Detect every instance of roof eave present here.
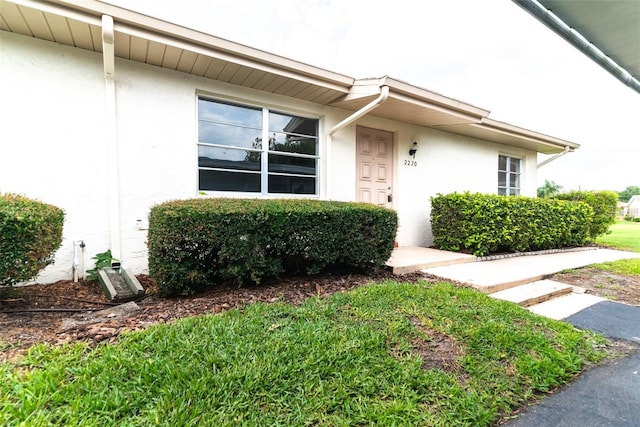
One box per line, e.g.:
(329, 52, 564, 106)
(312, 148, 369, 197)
(2, 0, 580, 154)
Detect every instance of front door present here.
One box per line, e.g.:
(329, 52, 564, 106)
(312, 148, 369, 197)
(356, 126, 393, 208)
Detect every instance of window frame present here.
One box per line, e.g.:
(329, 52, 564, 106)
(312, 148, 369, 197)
(196, 95, 321, 197)
(498, 154, 522, 196)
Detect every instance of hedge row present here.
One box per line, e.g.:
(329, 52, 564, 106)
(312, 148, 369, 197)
(430, 192, 593, 256)
(0, 194, 64, 286)
(551, 190, 618, 238)
(148, 198, 397, 295)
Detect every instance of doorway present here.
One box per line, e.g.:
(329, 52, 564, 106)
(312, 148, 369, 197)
(356, 126, 394, 208)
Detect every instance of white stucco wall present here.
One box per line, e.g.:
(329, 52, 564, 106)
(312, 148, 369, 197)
(1, 31, 539, 283)
(1, 32, 110, 283)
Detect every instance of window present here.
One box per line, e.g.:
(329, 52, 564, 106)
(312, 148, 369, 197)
(498, 155, 521, 195)
(197, 97, 319, 195)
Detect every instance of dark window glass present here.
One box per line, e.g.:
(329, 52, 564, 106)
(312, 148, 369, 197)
(199, 170, 261, 192)
(498, 155, 521, 196)
(268, 175, 315, 194)
(198, 146, 261, 172)
(268, 154, 316, 175)
(269, 112, 318, 137)
(498, 172, 507, 187)
(269, 133, 317, 155)
(198, 97, 318, 195)
(498, 155, 507, 171)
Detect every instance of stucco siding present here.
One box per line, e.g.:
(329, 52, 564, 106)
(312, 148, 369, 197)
(1, 32, 110, 283)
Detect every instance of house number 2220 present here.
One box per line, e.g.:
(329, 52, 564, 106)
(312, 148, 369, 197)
(404, 160, 417, 167)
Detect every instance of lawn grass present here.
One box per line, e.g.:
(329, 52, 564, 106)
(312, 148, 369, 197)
(591, 258, 640, 277)
(596, 220, 640, 252)
(0, 281, 606, 426)
(591, 220, 640, 276)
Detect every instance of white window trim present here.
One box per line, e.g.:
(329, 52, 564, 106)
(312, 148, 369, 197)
(196, 94, 322, 198)
(498, 154, 522, 196)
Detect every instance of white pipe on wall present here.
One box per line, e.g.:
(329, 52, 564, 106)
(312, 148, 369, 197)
(102, 15, 122, 264)
(325, 86, 390, 199)
(72, 241, 79, 282)
(537, 146, 571, 168)
(328, 86, 390, 136)
(71, 240, 86, 282)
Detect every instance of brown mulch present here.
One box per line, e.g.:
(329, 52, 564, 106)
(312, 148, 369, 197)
(550, 267, 640, 305)
(0, 270, 428, 361)
(1, 265, 638, 363)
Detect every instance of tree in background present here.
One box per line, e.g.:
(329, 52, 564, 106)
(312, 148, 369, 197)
(618, 186, 640, 202)
(537, 180, 563, 198)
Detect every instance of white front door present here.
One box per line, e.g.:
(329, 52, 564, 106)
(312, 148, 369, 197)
(356, 126, 393, 208)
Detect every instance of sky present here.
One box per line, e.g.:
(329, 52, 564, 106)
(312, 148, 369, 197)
(107, 0, 639, 192)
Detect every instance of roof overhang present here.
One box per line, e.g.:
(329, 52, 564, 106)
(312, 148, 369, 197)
(0, 0, 354, 104)
(0, 0, 579, 154)
(513, 0, 640, 93)
(438, 118, 579, 154)
(331, 77, 577, 154)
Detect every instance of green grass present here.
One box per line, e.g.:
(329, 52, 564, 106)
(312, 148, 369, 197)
(591, 258, 640, 277)
(592, 220, 640, 276)
(0, 281, 606, 427)
(596, 220, 640, 252)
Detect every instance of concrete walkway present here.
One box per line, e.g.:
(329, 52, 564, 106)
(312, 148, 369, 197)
(424, 248, 640, 294)
(387, 246, 640, 319)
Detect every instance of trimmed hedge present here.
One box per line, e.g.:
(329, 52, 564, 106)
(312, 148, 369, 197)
(0, 194, 65, 286)
(552, 190, 617, 238)
(431, 192, 593, 256)
(148, 198, 397, 295)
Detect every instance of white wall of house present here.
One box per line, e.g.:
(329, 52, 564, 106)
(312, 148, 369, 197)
(628, 196, 640, 218)
(1, 32, 111, 283)
(1, 31, 538, 283)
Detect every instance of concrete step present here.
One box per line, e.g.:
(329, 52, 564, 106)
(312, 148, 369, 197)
(490, 279, 573, 307)
(386, 246, 476, 274)
(528, 292, 606, 320)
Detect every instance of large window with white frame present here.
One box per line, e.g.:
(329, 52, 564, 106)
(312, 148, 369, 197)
(498, 154, 521, 195)
(197, 96, 319, 195)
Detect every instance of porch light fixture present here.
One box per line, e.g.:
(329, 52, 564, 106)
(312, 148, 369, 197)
(409, 141, 418, 158)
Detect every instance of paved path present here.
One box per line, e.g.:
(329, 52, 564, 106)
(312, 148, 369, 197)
(504, 301, 640, 427)
(505, 350, 640, 427)
(425, 248, 640, 293)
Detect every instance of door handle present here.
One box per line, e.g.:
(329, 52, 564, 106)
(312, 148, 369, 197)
(387, 194, 393, 203)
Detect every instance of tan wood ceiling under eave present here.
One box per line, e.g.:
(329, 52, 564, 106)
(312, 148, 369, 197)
(0, 0, 351, 105)
(332, 92, 484, 128)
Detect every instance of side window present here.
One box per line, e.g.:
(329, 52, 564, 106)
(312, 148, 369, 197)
(498, 155, 521, 196)
(197, 97, 319, 195)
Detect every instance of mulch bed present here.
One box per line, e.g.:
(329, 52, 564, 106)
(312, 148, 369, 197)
(1, 271, 428, 361)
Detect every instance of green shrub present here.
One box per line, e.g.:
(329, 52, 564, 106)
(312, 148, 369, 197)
(148, 198, 397, 295)
(430, 192, 593, 256)
(0, 194, 65, 286)
(552, 190, 618, 238)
